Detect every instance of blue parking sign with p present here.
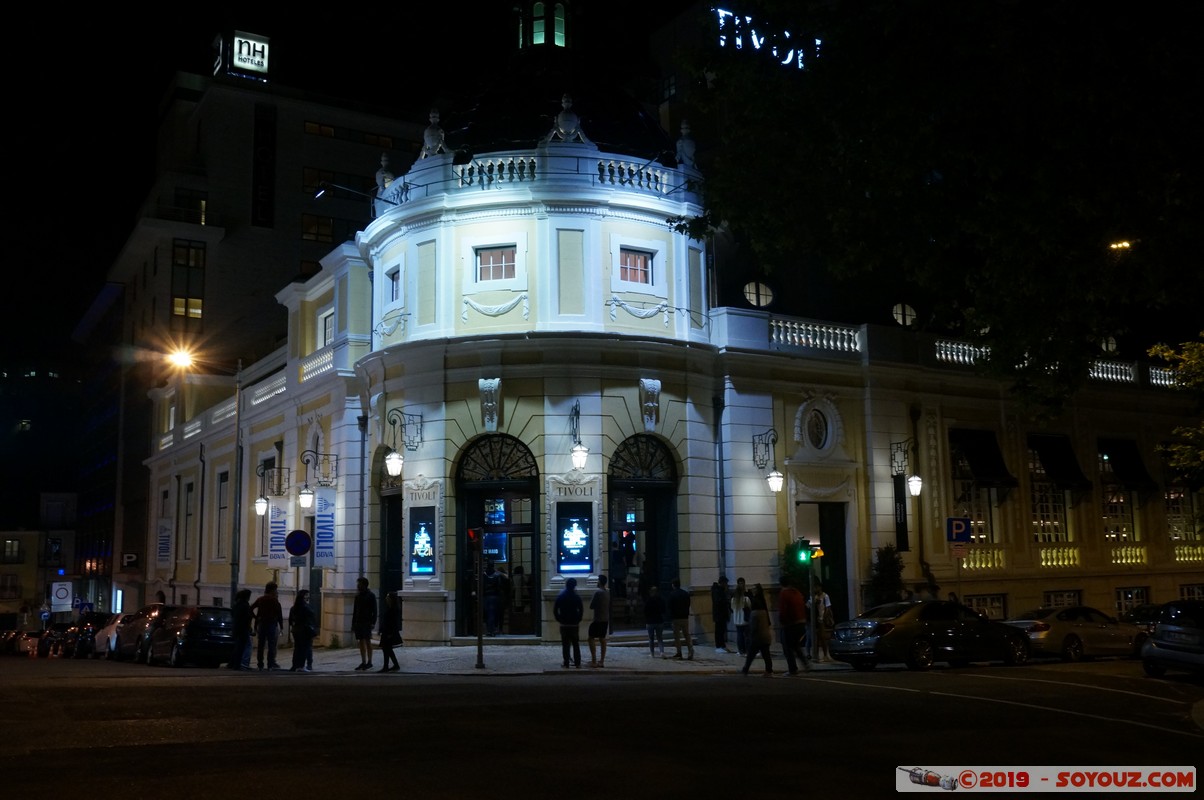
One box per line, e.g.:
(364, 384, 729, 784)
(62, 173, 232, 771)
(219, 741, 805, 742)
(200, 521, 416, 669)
(947, 517, 972, 543)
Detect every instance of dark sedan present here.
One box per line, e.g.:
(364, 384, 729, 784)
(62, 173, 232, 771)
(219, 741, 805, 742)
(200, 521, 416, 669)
(114, 604, 180, 663)
(147, 606, 236, 667)
(830, 600, 1030, 671)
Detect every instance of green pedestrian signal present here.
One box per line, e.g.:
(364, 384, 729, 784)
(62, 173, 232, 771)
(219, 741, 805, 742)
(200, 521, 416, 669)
(796, 538, 811, 563)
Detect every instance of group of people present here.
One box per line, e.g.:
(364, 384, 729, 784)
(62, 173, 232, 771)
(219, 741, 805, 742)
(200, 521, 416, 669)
(709, 575, 834, 677)
(225, 576, 395, 674)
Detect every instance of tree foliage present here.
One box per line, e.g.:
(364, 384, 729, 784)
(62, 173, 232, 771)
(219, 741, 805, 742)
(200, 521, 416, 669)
(677, 0, 1202, 414)
(1148, 333, 1204, 488)
(867, 545, 905, 608)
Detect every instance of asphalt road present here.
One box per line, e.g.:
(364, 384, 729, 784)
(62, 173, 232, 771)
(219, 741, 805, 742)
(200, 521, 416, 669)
(1, 653, 1200, 799)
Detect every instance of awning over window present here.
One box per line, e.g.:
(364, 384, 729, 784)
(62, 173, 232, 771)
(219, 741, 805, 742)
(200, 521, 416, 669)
(1099, 438, 1159, 491)
(1028, 434, 1092, 491)
(948, 428, 1018, 488)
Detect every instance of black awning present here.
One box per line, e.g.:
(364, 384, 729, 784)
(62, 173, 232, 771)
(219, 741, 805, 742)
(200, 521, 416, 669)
(1099, 438, 1159, 491)
(1028, 434, 1093, 491)
(948, 428, 1018, 488)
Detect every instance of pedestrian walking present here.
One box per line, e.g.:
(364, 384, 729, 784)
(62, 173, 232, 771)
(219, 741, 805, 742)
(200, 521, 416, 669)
(740, 583, 775, 676)
(644, 584, 668, 657)
(778, 576, 809, 675)
(352, 577, 378, 671)
(553, 577, 584, 668)
(711, 575, 732, 652)
(731, 577, 752, 656)
(668, 577, 694, 660)
(812, 584, 833, 662)
(250, 581, 284, 670)
(227, 588, 253, 670)
(377, 592, 402, 672)
(588, 574, 610, 667)
(288, 590, 317, 672)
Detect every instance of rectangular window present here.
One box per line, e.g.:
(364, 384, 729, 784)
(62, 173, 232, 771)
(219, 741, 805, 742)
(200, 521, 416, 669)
(1182, 584, 1204, 601)
(964, 594, 1006, 620)
(171, 239, 206, 332)
(619, 248, 652, 284)
(477, 247, 516, 282)
(183, 482, 195, 561)
(951, 451, 995, 544)
(1, 539, 20, 564)
(1042, 589, 1081, 608)
(387, 267, 401, 303)
(1165, 487, 1200, 541)
(320, 310, 335, 347)
(160, 489, 171, 518)
(1114, 586, 1149, 614)
(302, 214, 334, 243)
(1029, 447, 1069, 542)
(173, 188, 208, 225)
(1099, 454, 1137, 543)
(216, 472, 229, 559)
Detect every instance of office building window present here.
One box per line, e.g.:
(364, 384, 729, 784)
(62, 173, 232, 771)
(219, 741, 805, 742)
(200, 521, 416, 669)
(216, 472, 229, 559)
(1042, 589, 1081, 608)
(952, 450, 995, 544)
(1165, 487, 1200, 542)
(183, 482, 194, 560)
(1114, 586, 1149, 614)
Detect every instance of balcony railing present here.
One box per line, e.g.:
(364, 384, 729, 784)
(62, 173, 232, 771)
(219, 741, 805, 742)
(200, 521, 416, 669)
(961, 545, 1006, 571)
(1039, 545, 1080, 568)
(1110, 545, 1147, 565)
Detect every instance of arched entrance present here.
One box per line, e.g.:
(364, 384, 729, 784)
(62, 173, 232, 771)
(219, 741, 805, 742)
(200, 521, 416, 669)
(455, 434, 541, 637)
(607, 434, 679, 632)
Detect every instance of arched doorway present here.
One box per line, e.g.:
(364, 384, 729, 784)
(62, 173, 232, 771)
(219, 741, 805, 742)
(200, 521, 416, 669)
(607, 434, 679, 632)
(455, 434, 541, 637)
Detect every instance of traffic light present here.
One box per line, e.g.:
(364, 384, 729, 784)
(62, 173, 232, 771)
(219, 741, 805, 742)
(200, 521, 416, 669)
(796, 538, 811, 564)
(467, 527, 483, 551)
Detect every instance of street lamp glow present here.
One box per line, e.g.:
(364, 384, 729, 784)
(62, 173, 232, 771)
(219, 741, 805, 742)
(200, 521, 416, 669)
(167, 349, 194, 368)
(570, 442, 589, 471)
(384, 449, 404, 477)
(767, 469, 784, 493)
(255, 495, 268, 516)
(907, 474, 923, 497)
(298, 485, 314, 509)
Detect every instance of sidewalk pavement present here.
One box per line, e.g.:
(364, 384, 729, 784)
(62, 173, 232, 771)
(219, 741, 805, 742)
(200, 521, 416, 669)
(302, 637, 851, 676)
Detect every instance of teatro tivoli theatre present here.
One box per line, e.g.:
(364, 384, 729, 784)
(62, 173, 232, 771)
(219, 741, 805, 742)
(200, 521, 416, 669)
(143, 47, 1199, 646)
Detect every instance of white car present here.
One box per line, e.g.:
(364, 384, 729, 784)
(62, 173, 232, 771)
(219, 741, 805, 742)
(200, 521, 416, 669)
(94, 613, 132, 660)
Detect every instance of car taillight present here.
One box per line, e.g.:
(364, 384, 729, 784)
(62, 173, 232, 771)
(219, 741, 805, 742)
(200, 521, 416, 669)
(1030, 622, 1050, 632)
(875, 623, 895, 636)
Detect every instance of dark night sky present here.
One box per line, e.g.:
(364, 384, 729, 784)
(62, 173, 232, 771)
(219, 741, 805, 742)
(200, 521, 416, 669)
(10, 4, 694, 369)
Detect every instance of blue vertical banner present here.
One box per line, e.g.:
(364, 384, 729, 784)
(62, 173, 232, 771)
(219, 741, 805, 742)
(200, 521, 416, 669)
(268, 500, 289, 567)
(156, 518, 174, 567)
(313, 487, 336, 567)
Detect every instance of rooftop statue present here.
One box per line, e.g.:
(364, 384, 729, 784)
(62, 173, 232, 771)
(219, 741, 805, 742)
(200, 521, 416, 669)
(675, 120, 696, 169)
(542, 93, 593, 145)
(420, 109, 448, 159)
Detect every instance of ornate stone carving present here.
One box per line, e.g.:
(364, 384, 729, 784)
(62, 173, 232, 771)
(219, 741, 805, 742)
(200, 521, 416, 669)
(479, 378, 501, 432)
(639, 378, 661, 432)
(420, 109, 447, 159)
(542, 93, 593, 145)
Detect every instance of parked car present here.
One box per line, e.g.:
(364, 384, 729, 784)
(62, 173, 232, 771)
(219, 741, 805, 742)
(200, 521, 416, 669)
(0, 629, 19, 655)
(114, 604, 180, 663)
(1002, 605, 1146, 661)
(147, 606, 236, 667)
(69, 611, 114, 659)
(40, 622, 76, 658)
(94, 613, 133, 660)
(830, 600, 1030, 671)
(1119, 603, 1163, 635)
(1141, 600, 1204, 678)
(15, 630, 43, 656)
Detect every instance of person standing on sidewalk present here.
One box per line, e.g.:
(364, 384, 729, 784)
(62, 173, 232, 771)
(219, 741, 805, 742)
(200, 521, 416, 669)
(778, 576, 809, 675)
(669, 578, 694, 660)
(250, 581, 284, 670)
(711, 575, 732, 653)
(377, 592, 402, 672)
(644, 584, 668, 657)
(588, 574, 610, 667)
(731, 577, 752, 656)
(227, 588, 253, 670)
(553, 578, 583, 668)
(288, 590, 317, 672)
(352, 577, 378, 671)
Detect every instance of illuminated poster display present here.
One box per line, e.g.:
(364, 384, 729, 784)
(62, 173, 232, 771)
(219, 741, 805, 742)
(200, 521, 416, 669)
(267, 499, 289, 567)
(313, 487, 336, 567)
(556, 502, 593, 574)
(409, 506, 436, 575)
(483, 532, 507, 563)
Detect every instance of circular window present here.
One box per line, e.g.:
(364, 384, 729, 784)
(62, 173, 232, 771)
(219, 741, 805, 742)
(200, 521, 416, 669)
(806, 409, 829, 449)
(892, 303, 917, 327)
(743, 281, 774, 308)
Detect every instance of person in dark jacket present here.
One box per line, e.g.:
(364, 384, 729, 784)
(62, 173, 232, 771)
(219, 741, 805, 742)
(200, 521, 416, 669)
(227, 588, 253, 670)
(553, 578, 584, 668)
(668, 578, 694, 660)
(352, 577, 378, 671)
(711, 575, 732, 653)
(643, 584, 668, 658)
(288, 590, 317, 672)
(377, 592, 403, 673)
